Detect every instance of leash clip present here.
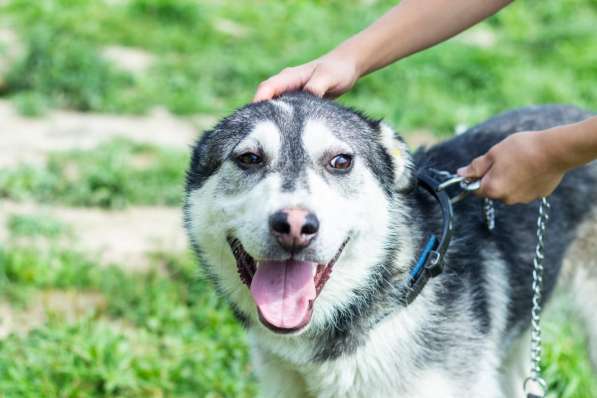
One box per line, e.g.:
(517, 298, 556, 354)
(427, 169, 495, 230)
(437, 175, 480, 204)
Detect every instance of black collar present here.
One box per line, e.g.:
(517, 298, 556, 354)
(401, 169, 455, 304)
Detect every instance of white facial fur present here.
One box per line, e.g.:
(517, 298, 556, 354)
(234, 120, 281, 161)
(299, 120, 394, 329)
(186, 116, 397, 333)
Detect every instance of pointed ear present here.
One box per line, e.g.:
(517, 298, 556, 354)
(379, 121, 414, 192)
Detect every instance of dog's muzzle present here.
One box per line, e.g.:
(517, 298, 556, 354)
(227, 236, 349, 333)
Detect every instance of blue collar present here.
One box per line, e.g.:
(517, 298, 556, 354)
(402, 169, 455, 304)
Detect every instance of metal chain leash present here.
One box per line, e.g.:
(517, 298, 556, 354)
(430, 169, 552, 396)
(524, 197, 551, 398)
(483, 198, 495, 230)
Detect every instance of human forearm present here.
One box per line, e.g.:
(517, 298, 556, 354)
(543, 116, 597, 171)
(333, 0, 512, 77)
(254, 0, 513, 101)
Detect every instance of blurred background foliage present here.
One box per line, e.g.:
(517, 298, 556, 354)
(0, 0, 595, 397)
(0, 0, 594, 130)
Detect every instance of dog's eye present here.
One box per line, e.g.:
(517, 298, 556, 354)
(236, 152, 263, 167)
(328, 154, 353, 171)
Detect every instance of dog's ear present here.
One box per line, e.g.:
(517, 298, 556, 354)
(379, 121, 414, 192)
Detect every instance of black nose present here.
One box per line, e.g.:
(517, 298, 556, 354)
(269, 208, 319, 253)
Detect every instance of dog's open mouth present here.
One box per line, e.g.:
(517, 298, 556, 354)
(227, 236, 349, 333)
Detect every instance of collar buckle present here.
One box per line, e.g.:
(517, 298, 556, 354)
(425, 250, 443, 277)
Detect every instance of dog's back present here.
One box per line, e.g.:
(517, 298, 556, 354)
(414, 105, 597, 395)
(416, 104, 596, 335)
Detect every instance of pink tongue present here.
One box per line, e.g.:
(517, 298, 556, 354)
(250, 260, 317, 330)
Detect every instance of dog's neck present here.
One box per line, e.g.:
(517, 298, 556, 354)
(299, 189, 441, 361)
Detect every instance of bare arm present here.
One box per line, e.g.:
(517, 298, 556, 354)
(254, 0, 512, 100)
(336, 0, 512, 77)
(545, 116, 597, 170)
(458, 116, 597, 204)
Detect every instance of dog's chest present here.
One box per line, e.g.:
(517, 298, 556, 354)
(300, 352, 461, 398)
(302, 350, 411, 398)
(254, 307, 454, 397)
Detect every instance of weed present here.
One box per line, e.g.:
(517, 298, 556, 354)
(0, 139, 188, 208)
(0, 245, 256, 397)
(5, 25, 132, 111)
(7, 213, 69, 238)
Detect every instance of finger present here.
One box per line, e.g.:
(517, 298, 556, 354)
(476, 170, 508, 201)
(254, 66, 314, 102)
(476, 174, 495, 198)
(457, 154, 493, 179)
(303, 69, 333, 98)
(254, 75, 298, 102)
(253, 82, 277, 102)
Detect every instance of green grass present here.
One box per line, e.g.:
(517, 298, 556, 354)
(7, 213, 70, 238)
(0, 0, 595, 396)
(1, 231, 596, 396)
(0, 244, 256, 397)
(0, 139, 188, 208)
(4, 24, 132, 113)
(0, 0, 595, 131)
(543, 296, 597, 398)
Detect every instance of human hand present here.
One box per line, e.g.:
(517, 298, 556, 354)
(253, 52, 360, 102)
(457, 131, 566, 204)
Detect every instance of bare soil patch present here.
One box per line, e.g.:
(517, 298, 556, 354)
(0, 201, 187, 270)
(0, 100, 215, 167)
(0, 290, 106, 339)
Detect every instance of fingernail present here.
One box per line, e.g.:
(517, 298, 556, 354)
(457, 167, 467, 176)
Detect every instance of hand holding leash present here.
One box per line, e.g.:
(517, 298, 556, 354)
(457, 130, 569, 204)
(431, 170, 495, 231)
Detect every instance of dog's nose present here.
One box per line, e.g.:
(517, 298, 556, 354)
(269, 208, 319, 253)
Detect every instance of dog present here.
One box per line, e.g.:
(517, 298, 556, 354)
(184, 92, 597, 398)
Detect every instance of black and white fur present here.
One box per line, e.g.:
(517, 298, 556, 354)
(184, 92, 597, 398)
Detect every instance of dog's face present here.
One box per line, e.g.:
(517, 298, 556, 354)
(185, 93, 412, 335)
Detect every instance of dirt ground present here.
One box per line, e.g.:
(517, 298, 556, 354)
(0, 99, 215, 167)
(0, 200, 187, 270)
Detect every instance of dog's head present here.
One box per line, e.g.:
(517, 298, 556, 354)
(185, 92, 413, 335)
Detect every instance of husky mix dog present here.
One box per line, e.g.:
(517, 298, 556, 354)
(184, 92, 597, 398)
